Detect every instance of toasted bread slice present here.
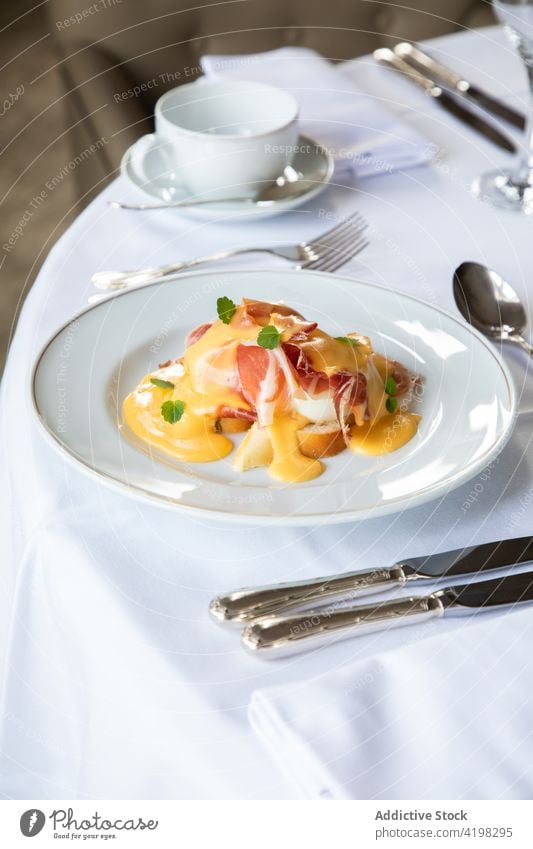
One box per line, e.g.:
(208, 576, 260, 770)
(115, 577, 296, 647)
(297, 422, 346, 459)
(213, 417, 252, 434)
(232, 423, 273, 471)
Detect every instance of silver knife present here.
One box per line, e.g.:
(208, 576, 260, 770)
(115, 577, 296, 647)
(210, 537, 533, 624)
(242, 570, 533, 656)
(373, 48, 517, 154)
(395, 41, 525, 131)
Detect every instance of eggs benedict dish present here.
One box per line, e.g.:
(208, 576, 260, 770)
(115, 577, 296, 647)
(122, 296, 421, 482)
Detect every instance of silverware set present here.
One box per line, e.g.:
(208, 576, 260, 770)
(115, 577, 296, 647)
(210, 538, 533, 657)
(374, 41, 523, 153)
(395, 42, 524, 130)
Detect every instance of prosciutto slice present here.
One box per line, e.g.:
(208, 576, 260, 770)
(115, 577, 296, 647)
(241, 300, 305, 324)
(330, 371, 368, 440)
(236, 344, 289, 426)
(282, 343, 330, 395)
(185, 322, 212, 348)
(389, 360, 413, 395)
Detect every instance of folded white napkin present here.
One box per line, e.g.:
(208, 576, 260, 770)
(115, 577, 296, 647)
(250, 603, 533, 799)
(201, 47, 436, 179)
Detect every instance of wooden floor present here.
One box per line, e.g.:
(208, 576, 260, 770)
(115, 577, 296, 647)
(0, 3, 77, 373)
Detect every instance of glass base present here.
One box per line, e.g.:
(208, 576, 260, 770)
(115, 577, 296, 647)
(473, 169, 533, 213)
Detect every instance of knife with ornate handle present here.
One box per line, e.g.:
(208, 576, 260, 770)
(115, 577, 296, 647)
(394, 41, 525, 131)
(210, 537, 533, 624)
(241, 570, 533, 656)
(373, 48, 517, 153)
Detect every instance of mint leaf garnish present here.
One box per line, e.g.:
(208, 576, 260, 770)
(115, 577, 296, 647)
(150, 377, 174, 389)
(385, 376, 397, 396)
(257, 325, 281, 349)
(385, 396, 398, 414)
(217, 296, 236, 324)
(161, 399, 185, 423)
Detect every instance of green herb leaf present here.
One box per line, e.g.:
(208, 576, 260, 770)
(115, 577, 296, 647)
(385, 376, 397, 396)
(217, 296, 237, 325)
(334, 336, 358, 346)
(385, 396, 398, 415)
(161, 399, 185, 424)
(257, 325, 281, 350)
(150, 377, 175, 389)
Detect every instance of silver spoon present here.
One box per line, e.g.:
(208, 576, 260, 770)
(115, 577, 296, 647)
(109, 165, 313, 210)
(453, 261, 533, 356)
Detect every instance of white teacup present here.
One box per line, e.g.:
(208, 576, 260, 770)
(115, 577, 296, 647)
(154, 79, 299, 198)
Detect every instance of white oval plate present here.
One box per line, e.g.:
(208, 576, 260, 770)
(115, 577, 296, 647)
(120, 133, 334, 220)
(32, 270, 516, 525)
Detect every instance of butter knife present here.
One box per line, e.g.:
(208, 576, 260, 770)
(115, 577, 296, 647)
(210, 537, 533, 624)
(395, 41, 525, 131)
(374, 48, 517, 153)
(242, 570, 533, 656)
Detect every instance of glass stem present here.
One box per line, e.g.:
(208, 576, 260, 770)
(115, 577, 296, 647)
(517, 63, 533, 181)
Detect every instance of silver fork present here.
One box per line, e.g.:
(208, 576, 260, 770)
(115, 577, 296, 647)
(90, 212, 369, 291)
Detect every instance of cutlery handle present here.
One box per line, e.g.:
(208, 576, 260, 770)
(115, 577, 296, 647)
(108, 197, 255, 210)
(210, 566, 409, 624)
(374, 48, 437, 93)
(91, 248, 273, 290)
(394, 42, 463, 89)
(242, 594, 445, 657)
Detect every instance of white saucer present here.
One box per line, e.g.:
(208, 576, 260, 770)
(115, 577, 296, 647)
(120, 133, 334, 219)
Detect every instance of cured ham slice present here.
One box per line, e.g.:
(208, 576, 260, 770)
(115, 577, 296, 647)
(185, 322, 212, 348)
(389, 360, 413, 395)
(282, 343, 330, 395)
(236, 344, 289, 425)
(241, 300, 305, 324)
(331, 371, 368, 440)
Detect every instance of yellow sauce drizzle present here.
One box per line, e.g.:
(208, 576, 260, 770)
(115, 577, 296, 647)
(267, 414, 324, 482)
(122, 378, 233, 462)
(349, 413, 421, 456)
(299, 331, 370, 375)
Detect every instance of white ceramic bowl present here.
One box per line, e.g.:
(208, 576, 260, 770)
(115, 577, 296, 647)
(154, 79, 299, 197)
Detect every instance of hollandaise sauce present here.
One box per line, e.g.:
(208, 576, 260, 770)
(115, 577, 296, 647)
(122, 300, 422, 483)
(267, 414, 323, 483)
(349, 413, 421, 456)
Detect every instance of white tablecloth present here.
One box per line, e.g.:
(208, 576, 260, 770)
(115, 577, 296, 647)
(2, 26, 533, 800)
